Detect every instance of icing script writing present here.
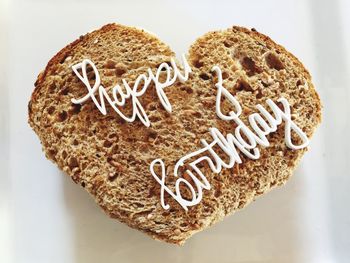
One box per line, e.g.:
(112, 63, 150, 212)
(71, 56, 309, 211)
(149, 66, 309, 211)
(71, 55, 191, 127)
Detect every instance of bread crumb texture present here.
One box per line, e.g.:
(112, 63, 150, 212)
(28, 24, 321, 245)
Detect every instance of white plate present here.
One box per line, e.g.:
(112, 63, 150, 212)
(1, 0, 349, 262)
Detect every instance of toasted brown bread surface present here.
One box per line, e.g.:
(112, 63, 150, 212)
(28, 24, 321, 245)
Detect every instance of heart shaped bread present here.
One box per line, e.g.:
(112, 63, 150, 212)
(28, 24, 321, 245)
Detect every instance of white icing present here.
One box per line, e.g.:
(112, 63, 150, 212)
(71, 52, 309, 211)
(71, 54, 191, 127)
(150, 65, 309, 211)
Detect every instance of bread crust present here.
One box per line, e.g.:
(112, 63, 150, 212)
(28, 24, 321, 245)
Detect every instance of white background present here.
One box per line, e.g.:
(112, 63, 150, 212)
(0, 0, 349, 262)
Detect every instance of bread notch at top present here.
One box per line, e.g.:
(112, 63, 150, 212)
(28, 23, 321, 245)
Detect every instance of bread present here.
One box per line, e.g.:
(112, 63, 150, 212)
(28, 23, 322, 245)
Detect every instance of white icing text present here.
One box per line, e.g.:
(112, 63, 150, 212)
(71, 55, 191, 127)
(150, 66, 309, 211)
